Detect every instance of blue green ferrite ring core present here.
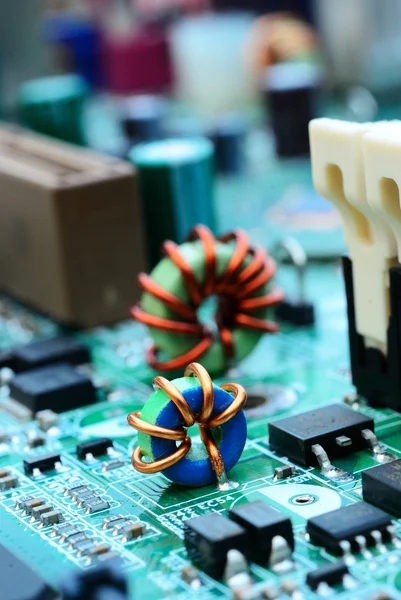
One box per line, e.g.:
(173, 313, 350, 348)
(138, 376, 247, 487)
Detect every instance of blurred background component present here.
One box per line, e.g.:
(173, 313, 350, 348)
(316, 0, 401, 94)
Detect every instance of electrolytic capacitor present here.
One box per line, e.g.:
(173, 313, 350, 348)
(262, 62, 321, 158)
(120, 95, 166, 144)
(18, 74, 88, 145)
(130, 137, 216, 268)
(210, 113, 246, 175)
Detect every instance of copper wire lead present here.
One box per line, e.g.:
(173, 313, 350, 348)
(132, 226, 283, 372)
(128, 362, 246, 480)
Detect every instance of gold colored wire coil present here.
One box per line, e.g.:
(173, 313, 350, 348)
(127, 362, 246, 477)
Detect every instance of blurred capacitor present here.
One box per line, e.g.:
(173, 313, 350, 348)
(262, 62, 321, 157)
(130, 138, 216, 268)
(210, 114, 246, 175)
(120, 95, 166, 144)
(170, 13, 257, 115)
(102, 25, 173, 94)
(212, 0, 314, 21)
(18, 74, 88, 145)
(43, 16, 102, 88)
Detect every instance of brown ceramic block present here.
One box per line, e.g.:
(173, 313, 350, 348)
(0, 125, 146, 327)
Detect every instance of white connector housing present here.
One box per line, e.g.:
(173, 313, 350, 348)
(309, 118, 398, 352)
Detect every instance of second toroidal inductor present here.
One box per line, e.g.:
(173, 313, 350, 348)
(132, 225, 283, 376)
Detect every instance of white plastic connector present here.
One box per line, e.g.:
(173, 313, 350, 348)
(363, 122, 401, 260)
(309, 118, 397, 352)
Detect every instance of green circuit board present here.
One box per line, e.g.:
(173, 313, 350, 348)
(1, 116, 401, 600)
(2, 257, 401, 599)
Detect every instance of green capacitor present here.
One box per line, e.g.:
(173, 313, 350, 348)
(130, 137, 216, 268)
(18, 74, 88, 145)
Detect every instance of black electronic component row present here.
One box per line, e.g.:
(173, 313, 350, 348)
(184, 501, 294, 579)
(76, 438, 113, 460)
(12, 336, 90, 373)
(23, 452, 61, 475)
(268, 403, 374, 466)
(229, 500, 294, 565)
(10, 363, 96, 414)
(362, 459, 401, 518)
(306, 561, 349, 590)
(306, 501, 392, 555)
(60, 559, 128, 600)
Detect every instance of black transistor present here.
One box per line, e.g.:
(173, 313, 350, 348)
(184, 513, 248, 579)
(362, 459, 401, 518)
(12, 336, 90, 372)
(10, 363, 96, 414)
(23, 452, 61, 474)
(306, 502, 392, 555)
(229, 500, 294, 565)
(268, 403, 374, 466)
(306, 561, 349, 590)
(76, 438, 113, 460)
(60, 559, 127, 600)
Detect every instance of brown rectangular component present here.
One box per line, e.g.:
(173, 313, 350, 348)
(0, 125, 146, 327)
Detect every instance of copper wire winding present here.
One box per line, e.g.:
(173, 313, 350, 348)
(127, 362, 246, 477)
(131, 225, 284, 372)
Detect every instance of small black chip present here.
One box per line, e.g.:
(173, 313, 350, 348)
(306, 502, 392, 555)
(1, 542, 56, 600)
(13, 336, 90, 372)
(362, 459, 401, 517)
(268, 403, 374, 466)
(60, 559, 127, 600)
(23, 452, 61, 474)
(9, 363, 96, 413)
(184, 512, 248, 579)
(76, 438, 113, 460)
(0, 349, 16, 371)
(306, 561, 349, 590)
(229, 500, 294, 565)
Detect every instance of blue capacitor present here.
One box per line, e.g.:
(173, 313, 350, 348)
(43, 16, 102, 88)
(137, 377, 247, 487)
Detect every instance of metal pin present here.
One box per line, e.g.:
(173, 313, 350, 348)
(355, 535, 372, 558)
(371, 529, 386, 553)
(339, 540, 354, 564)
(312, 444, 354, 482)
(269, 536, 294, 574)
(336, 435, 352, 447)
(361, 429, 396, 463)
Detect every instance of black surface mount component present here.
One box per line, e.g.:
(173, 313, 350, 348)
(120, 95, 166, 146)
(13, 336, 90, 372)
(0, 348, 16, 371)
(23, 452, 61, 474)
(1, 542, 57, 600)
(60, 559, 128, 600)
(306, 560, 349, 590)
(306, 501, 392, 555)
(210, 114, 245, 175)
(343, 256, 401, 411)
(229, 500, 294, 565)
(268, 403, 374, 466)
(262, 62, 319, 158)
(76, 438, 114, 459)
(275, 299, 315, 326)
(184, 512, 248, 579)
(362, 459, 401, 518)
(9, 363, 96, 414)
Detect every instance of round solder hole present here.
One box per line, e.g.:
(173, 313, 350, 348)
(290, 494, 317, 506)
(244, 394, 268, 409)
